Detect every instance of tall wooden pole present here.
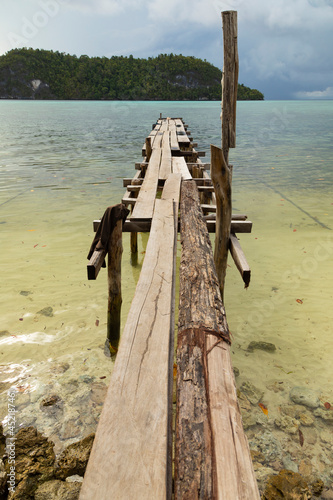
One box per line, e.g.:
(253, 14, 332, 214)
(211, 145, 232, 300)
(107, 219, 123, 351)
(221, 10, 239, 164)
(212, 10, 239, 298)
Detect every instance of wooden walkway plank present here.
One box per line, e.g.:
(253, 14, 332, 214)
(159, 131, 172, 180)
(169, 120, 180, 154)
(161, 173, 182, 206)
(174, 118, 191, 147)
(172, 156, 192, 180)
(80, 199, 177, 500)
(142, 123, 161, 155)
(131, 148, 161, 220)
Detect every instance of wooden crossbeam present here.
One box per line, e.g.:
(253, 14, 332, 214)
(229, 233, 251, 287)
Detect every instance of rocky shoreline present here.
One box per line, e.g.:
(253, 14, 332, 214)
(1, 341, 333, 498)
(0, 426, 93, 499)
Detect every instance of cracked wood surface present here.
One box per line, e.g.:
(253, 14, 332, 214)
(175, 180, 259, 500)
(80, 198, 176, 500)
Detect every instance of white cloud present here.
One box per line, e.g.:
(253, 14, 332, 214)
(295, 86, 333, 99)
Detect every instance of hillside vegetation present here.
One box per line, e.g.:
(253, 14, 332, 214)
(0, 48, 264, 101)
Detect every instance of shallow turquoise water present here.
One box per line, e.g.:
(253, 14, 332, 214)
(0, 100, 332, 486)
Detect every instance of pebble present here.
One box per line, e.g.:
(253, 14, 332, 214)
(289, 386, 320, 409)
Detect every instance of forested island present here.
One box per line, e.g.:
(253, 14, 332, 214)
(0, 48, 264, 101)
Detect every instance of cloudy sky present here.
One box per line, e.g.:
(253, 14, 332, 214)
(1, 0, 333, 99)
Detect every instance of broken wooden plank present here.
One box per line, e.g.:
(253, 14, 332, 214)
(87, 249, 106, 280)
(80, 199, 177, 500)
(161, 173, 182, 207)
(229, 233, 251, 287)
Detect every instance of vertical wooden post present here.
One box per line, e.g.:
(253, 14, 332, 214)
(211, 145, 232, 300)
(212, 10, 238, 298)
(130, 179, 141, 257)
(107, 219, 123, 351)
(145, 136, 152, 162)
(221, 10, 239, 164)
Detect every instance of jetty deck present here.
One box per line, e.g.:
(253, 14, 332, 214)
(82, 115, 259, 499)
(82, 11, 260, 499)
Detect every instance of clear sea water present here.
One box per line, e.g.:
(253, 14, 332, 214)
(0, 100, 332, 486)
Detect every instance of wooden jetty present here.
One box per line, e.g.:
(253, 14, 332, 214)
(81, 11, 259, 500)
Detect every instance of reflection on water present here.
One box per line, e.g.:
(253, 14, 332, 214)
(0, 101, 332, 489)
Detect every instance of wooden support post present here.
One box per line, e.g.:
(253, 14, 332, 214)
(175, 180, 259, 500)
(221, 10, 239, 164)
(107, 219, 123, 351)
(145, 136, 152, 162)
(130, 178, 141, 256)
(211, 144, 232, 300)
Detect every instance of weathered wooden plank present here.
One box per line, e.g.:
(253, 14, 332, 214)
(169, 120, 180, 153)
(172, 156, 192, 180)
(92, 218, 252, 234)
(229, 233, 251, 287)
(161, 173, 181, 207)
(87, 249, 106, 280)
(131, 148, 161, 220)
(122, 170, 143, 206)
(142, 123, 161, 155)
(175, 180, 218, 499)
(175, 180, 259, 500)
(159, 131, 172, 180)
(207, 220, 252, 234)
(201, 203, 217, 213)
(80, 199, 177, 500)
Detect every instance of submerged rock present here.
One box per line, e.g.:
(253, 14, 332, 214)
(289, 387, 320, 409)
(247, 341, 276, 353)
(274, 415, 299, 434)
(55, 433, 94, 480)
(313, 408, 333, 423)
(41, 395, 62, 407)
(240, 381, 263, 405)
(262, 469, 311, 499)
(37, 306, 54, 317)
